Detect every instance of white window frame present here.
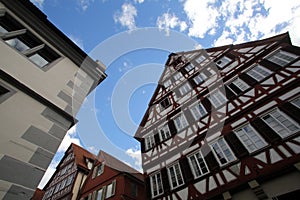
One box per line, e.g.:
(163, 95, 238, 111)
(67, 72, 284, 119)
(190, 102, 207, 120)
(193, 73, 207, 85)
(167, 162, 184, 189)
(173, 72, 182, 81)
(158, 124, 171, 141)
(210, 137, 235, 166)
(291, 96, 300, 109)
(227, 78, 249, 95)
(261, 108, 300, 138)
(173, 114, 188, 131)
(105, 180, 116, 199)
(150, 172, 164, 198)
(145, 134, 155, 150)
(185, 63, 194, 72)
(163, 79, 172, 88)
(209, 90, 227, 108)
(195, 55, 206, 64)
(179, 82, 192, 96)
(234, 124, 267, 153)
(216, 56, 231, 68)
(246, 64, 272, 81)
(187, 151, 209, 178)
(267, 50, 298, 66)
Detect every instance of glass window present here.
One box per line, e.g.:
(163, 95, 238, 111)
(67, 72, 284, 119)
(97, 164, 104, 176)
(150, 173, 163, 197)
(105, 180, 116, 199)
(185, 64, 194, 72)
(174, 114, 188, 131)
(188, 151, 209, 178)
(193, 73, 207, 85)
(174, 72, 182, 81)
(195, 55, 206, 64)
(216, 56, 231, 68)
(291, 97, 300, 109)
(145, 135, 155, 150)
(235, 124, 267, 153)
(262, 109, 299, 138)
(167, 163, 184, 189)
(247, 64, 272, 81)
(163, 79, 172, 88)
(209, 90, 227, 108)
(160, 97, 171, 109)
(211, 138, 235, 166)
(96, 188, 103, 200)
(159, 124, 171, 141)
(190, 103, 207, 120)
(66, 174, 74, 186)
(227, 78, 249, 95)
(267, 50, 298, 66)
(179, 82, 192, 95)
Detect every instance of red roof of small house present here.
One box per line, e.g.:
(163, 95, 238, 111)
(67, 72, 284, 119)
(31, 188, 45, 200)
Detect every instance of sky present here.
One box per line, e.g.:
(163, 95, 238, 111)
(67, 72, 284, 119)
(29, 0, 300, 188)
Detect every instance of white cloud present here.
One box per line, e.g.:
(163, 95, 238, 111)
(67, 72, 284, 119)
(57, 125, 82, 153)
(134, 0, 144, 4)
(69, 35, 85, 50)
(78, 0, 94, 11)
(30, 0, 44, 9)
(114, 3, 137, 31)
(156, 12, 187, 36)
(38, 159, 59, 189)
(88, 146, 99, 155)
(126, 148, 142, 170)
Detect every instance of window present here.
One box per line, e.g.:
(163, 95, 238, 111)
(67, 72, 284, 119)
(190, 103, 207, 120)
(246, 64, 272, 81)
(96, 188, 103, 200)
(291, 97, 300, 109)
(179, 82, 192, 95)
(145, 135, 155, 150)
(54, 183, 61, 194)
(97, 164, 104, 176)
(167, 163, 184, 189)
(216, 56, 231, 68)
(188, 151, 209, 178)
(105, 180, 116, 199)
(160, 97, 171, 109)
(158, 124, 171, 141)
(193, 73, 207, 85)
(209, 90, 227, 108)
(60, 179, 67, 190)
(130, 182, 137, 197)
(163, 79, 172, 88)
(66, 174, 74, 186)
(185, 64, 194, 72)
(235, 124, 267, 153)
(174, 114, 188, 131)
(150, 173, 163, 197)
(262, 109, 299, 138)
(174, 72, 182, 81)
(211, 138, 235, 166)
(0, 13, 60, 69)
(195, 55, 206, 64)
(227, 78, 249, 95)
(267, 50, 298, 66)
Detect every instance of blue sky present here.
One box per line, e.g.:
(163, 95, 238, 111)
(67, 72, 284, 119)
(31, 0, 300, 188)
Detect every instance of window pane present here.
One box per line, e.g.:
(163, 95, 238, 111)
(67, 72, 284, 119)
(211, 138, 235, 165)
(174, 114, 188, 131)
(168, 163, 184, 189)
(29, 53, 49, 68)
(247, 65, 271, 81)
(268, 50, 298, 66)
(96, 188, 103, 200)
(216, 56, 231, 68)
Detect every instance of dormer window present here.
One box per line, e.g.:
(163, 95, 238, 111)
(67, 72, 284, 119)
(215, 56, 231, 68)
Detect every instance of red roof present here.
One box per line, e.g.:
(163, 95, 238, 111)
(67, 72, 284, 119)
(31, 188, 45, 200)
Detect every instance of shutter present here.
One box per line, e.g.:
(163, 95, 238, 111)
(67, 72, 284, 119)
(225, 86, 236, 100)
(168, 120, 177, 136)
(224, 132, 248, 159)
(251, 118, 281, 144)
(239, 73, 257, 87)
(179, 157, 194, 183)
(188, 77, 197, 89)
(260, 59, 281, 72)
(201, 97, 212, 112)
(179, 67, 188, 76)
(204, 151, 219, 172)
(154, 132, 160, 144)
(161, 168, 170, 193)
(279, 102, 300, 124)
(145, 176, 152, 199)
(141, 138, 145, 153)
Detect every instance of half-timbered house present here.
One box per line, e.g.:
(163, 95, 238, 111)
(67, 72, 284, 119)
(134, 32, 300, 199)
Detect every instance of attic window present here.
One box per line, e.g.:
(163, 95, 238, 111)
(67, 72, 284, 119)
(160, 97, 171, 109)
(215, 56, 231, 68)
